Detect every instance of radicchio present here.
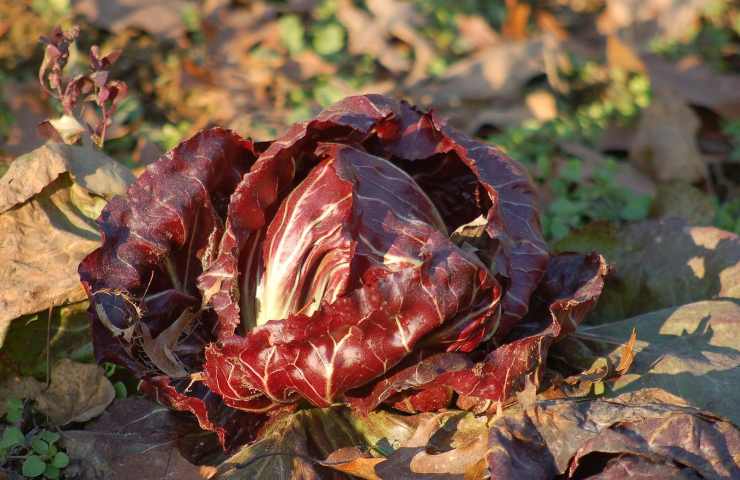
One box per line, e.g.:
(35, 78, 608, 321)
(79, 95, 606, 447)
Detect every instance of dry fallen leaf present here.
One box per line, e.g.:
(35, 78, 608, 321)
(455, 14, 498, 52)
(323, 387, 739, 479)
(325, 411, 488, 479)
(63, 397, 214, 480)
(487, 389, 740, 479)
(0, 143, 133, 212)
(337, 0, 434, 85)
(597, 0, 708, 43)
(630, 89, 707, 183)
(0, 360, 114, 425)
(0, 376, 45, 416)
(34, 359, 115, 425)
(0, 143, 134, 345)
(605, 34, 645, 73)
(644, 54, 740, 119)
(414, 39, 545, 105)
(555, 218, 740, 322)
(525, 89, 557, 121)
(580, 299, 740, 425)
(546, 329, 637, 400)
(501, 0, 531, 40)
(214, 408, 365, 479)
(0, 81, 50, 157)
(407, 38, 547, 133)
(72, 0, 189, 41)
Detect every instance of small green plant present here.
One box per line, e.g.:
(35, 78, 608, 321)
(1, 399, 70, 479)
(491, 117, 652, 241)
(102, 362, 128, 399)
(715, 198, 740, 234)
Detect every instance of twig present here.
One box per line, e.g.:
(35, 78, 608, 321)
(45, 304, 53, 388)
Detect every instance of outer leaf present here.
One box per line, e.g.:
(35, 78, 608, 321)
(344, 253, 607, 412)
(78, 128, 262, 445)
(215, 408, 365, 480)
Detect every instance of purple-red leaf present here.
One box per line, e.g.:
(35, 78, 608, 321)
(79, 95, 601, 448)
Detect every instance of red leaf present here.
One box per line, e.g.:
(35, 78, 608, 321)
(78, 95, 599, 449)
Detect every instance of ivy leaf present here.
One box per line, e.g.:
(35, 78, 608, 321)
(0, 426, 25, 449)
(5, 398, 23, 423)
(113, 381, 127, 399)
(22, 455, 46, 478)
(0, 427, 25, 450)
(312, 23, 345, 56)
(38, 431, 60, 445)
(278, 15, 305, 54)
(43, 464, 60, 479)
(51, 451, 69, 469)
(31, 438, 49, 455)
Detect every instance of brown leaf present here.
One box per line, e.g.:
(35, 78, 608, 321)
(579, 299, 740, 425)
(0, 145, 68, 213)
(214, 408, 366, 479)
(323, 448, 382, 480)
(0, 81, 50, 157)
(614, 328, 637, 375)
(630, 90, 706, 183)
(487, 389, 740, 479)
(415, 39, 544, 105)
(63, 397, 214, 480)
(0, 144, 133, 345)
(455, 15, 498, 52)
(34, 359, 115, 425)
(525, 90, 557, 121)
(72, 0, 188, 41)
(597, 0, 708, 43)
(337, 0, 433, 84)
(643, 54, 740, 119)
(0, 178, 99, 345)
(605, 35, 645, 73)
(555, 219, 740, 322)
(329, 388, 740, 479)
(0, 360, 114, 425)
(326, 411, 488, 479)
(406, 39, 546, 133)
(535, 11, 568, 41)
(546, 330, 636, 401)
(0, 143, 133, 212)
(0, 377, 44, 416)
